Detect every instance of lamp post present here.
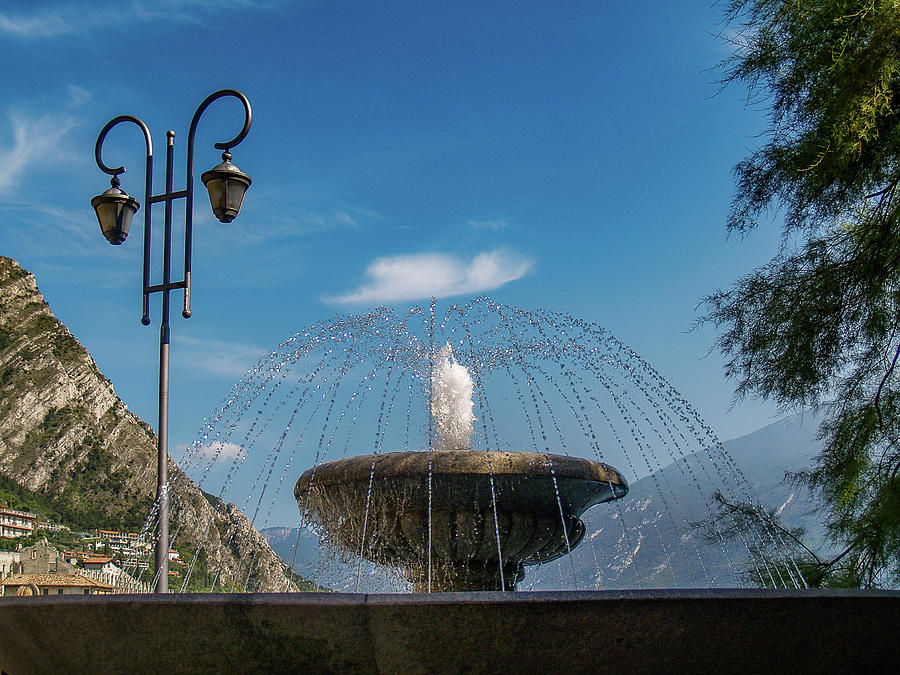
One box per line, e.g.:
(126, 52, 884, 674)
(91, 90, 253, 593)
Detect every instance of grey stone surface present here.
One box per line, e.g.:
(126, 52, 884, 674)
(0, 590, 897, 672)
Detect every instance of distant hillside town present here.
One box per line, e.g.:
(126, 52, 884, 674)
(0, 502, 191, 595)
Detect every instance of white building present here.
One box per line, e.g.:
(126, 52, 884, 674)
(0, 506, 35, 539)
(0, 550, 22, 579)
(95, 529, 151, 561)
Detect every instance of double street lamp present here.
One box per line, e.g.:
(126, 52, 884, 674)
(91, 89, 253, 593)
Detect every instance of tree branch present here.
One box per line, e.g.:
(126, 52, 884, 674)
(712, 493, 823, 563)
(875, 339, 900, 430)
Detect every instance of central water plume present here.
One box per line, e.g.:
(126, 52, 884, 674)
(430, 343, 476, 451)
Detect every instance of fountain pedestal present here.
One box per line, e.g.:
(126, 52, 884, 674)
(295, 450, 628, 591)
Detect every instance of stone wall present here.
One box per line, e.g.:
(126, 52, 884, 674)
(0, 590, 898, 672)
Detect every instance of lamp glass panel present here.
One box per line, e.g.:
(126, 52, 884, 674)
(205, 178, 227, 221)
(95, 199, 135, 244)
(95, 201, 118, 234)
(225, 179, 248, 215)
(117, 202, 136, 238)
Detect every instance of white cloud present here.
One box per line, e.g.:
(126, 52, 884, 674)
(66, 84, 93, 108)
(0, 10, 72, 38)
(173, 335, 267, 378)
(328, 249, 534, 305)
(200, 202, 375, 250)
(0, 1, 285, 39)
(0, 203, 101, 259)
(0, 112, 76, 194)
(333, 211, 357, 227)
(466, 219, 510, 231)
(195, 441, 243, 464)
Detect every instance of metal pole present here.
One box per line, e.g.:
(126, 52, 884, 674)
(154, 130, 176, 593)
(155, 323, 170, 593)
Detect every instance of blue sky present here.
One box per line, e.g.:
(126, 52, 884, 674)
(1, 2, 788, 491)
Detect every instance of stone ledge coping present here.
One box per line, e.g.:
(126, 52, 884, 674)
(1, 589, 898, 672)
(297, 450, 628, 486)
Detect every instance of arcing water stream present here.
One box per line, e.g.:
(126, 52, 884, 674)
(142, 297, 805, 592)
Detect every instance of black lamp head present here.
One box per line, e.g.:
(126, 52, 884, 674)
(91, 175, 140, 245)
(200, 151, 252, 223)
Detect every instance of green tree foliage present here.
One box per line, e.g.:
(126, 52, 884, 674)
(702, 0, 900, 586)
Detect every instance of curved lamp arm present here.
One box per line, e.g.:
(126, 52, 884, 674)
(94, 114, 153, 177)
(189, 89, 253, 153)
(182, 89, 253, 318)
(94, 115, 155, 325)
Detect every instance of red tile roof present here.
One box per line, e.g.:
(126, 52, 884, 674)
(2, 573, 112, 589)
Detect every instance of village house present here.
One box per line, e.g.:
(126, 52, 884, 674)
(0, 550, 22, 580)
(95, 529, 150, 562)
(82, 554, 114, 571)
(83, 555, 150, 592)
(1, 573, 112, 596)
(19, 539, 77, 576)
(0, 505, 35, 539)
(10, 542, 151, 593)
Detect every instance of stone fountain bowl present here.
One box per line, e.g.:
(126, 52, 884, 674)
(295, 450, 628, 590)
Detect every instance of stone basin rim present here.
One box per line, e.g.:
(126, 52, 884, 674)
(295, 450, 629, 489)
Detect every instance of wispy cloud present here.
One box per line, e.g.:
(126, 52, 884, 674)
(466, 219, 510, 231)
(253, 207, 363, 239)
(194, 441, 244, 464)
(0, 9, 72, 38)
(0, 111, 76, 194)
(0, 1, 284, 39)
(328, 249, 534, 305)
(65, 84, 93, 108)
(173, 335, 268, 378)
(0, 203, 101, 259)
(195, 198, 379, 251)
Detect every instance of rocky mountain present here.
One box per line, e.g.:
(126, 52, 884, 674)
(0, 255, 296, 592)
(264, 414, 829, 590)
(551, 413, 829, 589)
(260, 526, 322, 575)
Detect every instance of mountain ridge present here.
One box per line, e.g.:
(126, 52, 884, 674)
(0, 255, 296, 591)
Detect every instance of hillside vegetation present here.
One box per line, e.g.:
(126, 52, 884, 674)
(0, 255, 297, 591)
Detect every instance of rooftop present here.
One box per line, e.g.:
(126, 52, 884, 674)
(2, 574, 112, 589)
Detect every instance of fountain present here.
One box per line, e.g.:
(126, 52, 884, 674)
(295, 343, 628, 591)
(4, 299, 898, 672)
(169, 297, 803, 593)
